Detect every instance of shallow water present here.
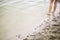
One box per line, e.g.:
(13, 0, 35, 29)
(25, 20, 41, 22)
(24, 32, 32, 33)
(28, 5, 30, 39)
(0, 0, 59, 40)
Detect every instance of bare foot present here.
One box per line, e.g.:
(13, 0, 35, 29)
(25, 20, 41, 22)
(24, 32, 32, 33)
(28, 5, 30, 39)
(52, 13, 55, 17)
(51, 12, 55, 17)
(47, 13, 51, 16)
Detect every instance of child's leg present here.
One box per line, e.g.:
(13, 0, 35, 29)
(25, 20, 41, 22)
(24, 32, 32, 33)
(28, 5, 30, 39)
(48, 0, 54, 16)
(52, 0, 58, 16)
